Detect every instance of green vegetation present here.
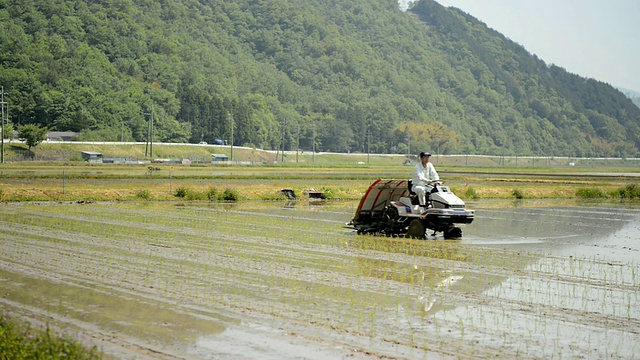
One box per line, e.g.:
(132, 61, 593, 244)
(1, 201, 637, 358)
(318, 187, 336, 200)
(575, 188, 607, 199)
(174, 186, 238, 201)
(512, 189, 524, 199)
(17, 124, 48, 151)
(0, 314, 102, 360)
(1, 0, 639, 158)
(576, 184, 640, 199)
(220, 188, 240, 201)
(618, 184, 640, 199)
(464, 186, 478, 199)
(0, 158, 639, 202)
(174, 186, 191, 199)
(135, 189, 152, 200)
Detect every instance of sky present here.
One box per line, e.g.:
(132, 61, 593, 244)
(430, 0, 640, 94)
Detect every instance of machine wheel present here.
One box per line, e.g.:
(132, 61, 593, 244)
(406, 219, 426, 239)
(444, 227, 462, 239)
(383, 206, 401, 235)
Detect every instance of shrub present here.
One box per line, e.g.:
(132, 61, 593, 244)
(618, 184, 640, 199)
(186, 190, 206, 201)
(174, 186, 190, 198)
(175, 186, 209, 200)
(512, 189, 524, 199)
(464, 186, 478, 199)
(135, 189, 152, 200)
(220, 188, 239, 201)
(206, 187, 218, 201)
(69, 152, 84, 162)
(576, 188, 606, 198)
(319, 187, 335, 199)
(260, 191, 289, 201)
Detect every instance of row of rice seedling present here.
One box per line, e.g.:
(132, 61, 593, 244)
(1, 201, 639, 359)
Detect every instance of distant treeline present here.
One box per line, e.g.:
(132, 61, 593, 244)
(1, 0, 639, 157)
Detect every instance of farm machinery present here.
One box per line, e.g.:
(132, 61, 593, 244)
(347, 179, 474, 239)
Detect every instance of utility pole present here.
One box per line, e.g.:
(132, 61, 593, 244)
(150, 108, 154, 158)
(144, 112, 149, 157)
(406, 132, 411, 158)
(229, 110, 234, 163)
(367, 129, 371, 165)
(312, 122, 316, 163)
(281, 118, 286, 163)
(144, 107, 154, 158)
(465, 146, 469, 166)
(1, 86, 6, 164)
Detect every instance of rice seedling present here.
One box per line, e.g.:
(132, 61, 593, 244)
(0, 200, 638, 359)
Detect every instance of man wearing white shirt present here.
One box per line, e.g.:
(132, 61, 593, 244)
(412, 151, 439, 207)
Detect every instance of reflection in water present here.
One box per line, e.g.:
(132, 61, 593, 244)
(352, 242, 509, 317)
(419, 275, 464, 312)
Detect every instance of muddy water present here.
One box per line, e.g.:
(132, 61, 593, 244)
(439, 202, 640, 359)
(0, 200, 639, 359)
(464, 201, 640, 260)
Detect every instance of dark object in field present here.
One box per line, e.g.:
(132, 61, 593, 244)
(302, 188, 324, 199)
(307, 191, 324, 199)
(281, 189, 296, 200)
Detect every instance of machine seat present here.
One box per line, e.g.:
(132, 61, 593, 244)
(406, 179, 421, 205)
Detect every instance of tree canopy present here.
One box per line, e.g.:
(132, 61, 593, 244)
(0, 0, 638, 157)
(17, 124, 47, 150)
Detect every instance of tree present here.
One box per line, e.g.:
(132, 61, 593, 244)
(1, 0, 639, 157)
(396, 121, 461, 155)
(18, 124, 48, 150)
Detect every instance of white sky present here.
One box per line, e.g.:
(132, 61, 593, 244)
(432, 0, 640, 93)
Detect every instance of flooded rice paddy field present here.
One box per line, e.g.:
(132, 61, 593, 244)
(1, 200, 639, 359)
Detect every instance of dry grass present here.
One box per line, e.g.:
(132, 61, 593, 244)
(0, 158, 638, 202)
(0, 179, 627, 202)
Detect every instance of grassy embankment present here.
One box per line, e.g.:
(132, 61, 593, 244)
(1, 142, 639, 202)
(0, 313, 102, 360)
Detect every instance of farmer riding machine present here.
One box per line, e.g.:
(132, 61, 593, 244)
(347, 179, 474, 239)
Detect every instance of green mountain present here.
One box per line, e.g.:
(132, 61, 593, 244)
(1, 0, 639, 157)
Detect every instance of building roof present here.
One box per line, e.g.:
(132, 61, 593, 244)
(47, 131, 77, 139)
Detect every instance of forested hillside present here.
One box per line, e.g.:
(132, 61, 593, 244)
(1, 0, 639, 157)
